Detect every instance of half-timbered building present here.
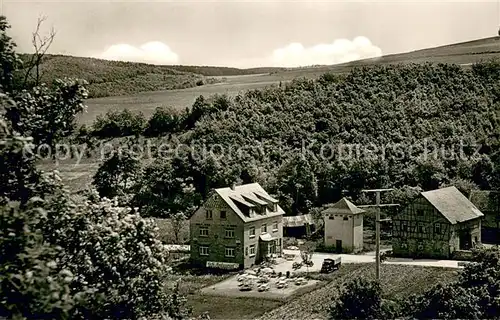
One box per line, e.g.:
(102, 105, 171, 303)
(392, 186, 484, 259)
(189, 183, 285, 270)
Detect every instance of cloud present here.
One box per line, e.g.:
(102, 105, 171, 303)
(270, 36, 382, 67)
(97, 41, 179, 65)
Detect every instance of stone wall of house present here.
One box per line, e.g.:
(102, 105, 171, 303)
(190, 193, 284, 269)
(190, 194, 244, 269)
(392, 237, 451, 259)
(451, 250, 474, 261)
(449, 218, 482, 252)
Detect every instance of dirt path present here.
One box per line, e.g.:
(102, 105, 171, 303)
(282, 249, 465, 270)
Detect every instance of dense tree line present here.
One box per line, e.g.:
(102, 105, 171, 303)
(15, 54, 222, 98)
(92, 59, 500, 219)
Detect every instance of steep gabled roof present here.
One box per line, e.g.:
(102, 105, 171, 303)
(215, 183, 285, 223)
(322, 197, 365, 215)
(421, 186, 484, 224)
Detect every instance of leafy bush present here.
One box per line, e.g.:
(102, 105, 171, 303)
(92, 109, 146, 138)
(92, 151, 142, 199)
(329, 278, 385, 320)
(144, 106, 183, 137)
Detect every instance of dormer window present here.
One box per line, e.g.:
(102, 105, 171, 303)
(273, 203, 277, 212)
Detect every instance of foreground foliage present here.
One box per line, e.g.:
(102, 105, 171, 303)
(1, 16, 190, 319)
(329, 247, 500, 320)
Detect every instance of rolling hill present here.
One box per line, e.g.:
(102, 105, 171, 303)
(20, 36, 500, 101)
(264, 36, 500, 78)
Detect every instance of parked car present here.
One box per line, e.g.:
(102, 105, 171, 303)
(237, 274, 247, 282)
(276, 280, 288, 289)
(320, 257, 341, 274)
(240, 282, 253, 291)
(284, 254, 295, 261)
(292, 262, 302, 270)
(257, 283, 270, 292)
(258, 276, 270, 283)
(295, 277, 307, 286)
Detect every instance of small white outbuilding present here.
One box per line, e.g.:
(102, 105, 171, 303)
(322, 198, 365, 253)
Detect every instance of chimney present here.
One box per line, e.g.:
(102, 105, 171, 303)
(230, 183, 236, 191)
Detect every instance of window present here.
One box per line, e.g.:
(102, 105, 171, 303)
(200, 227, 208, 237)
(261, 224, 267, 233)
(220, 210, 227, 219)
(434, 223, 441, 234)
(249, 226, 255, 238)
(225, 229, 235, 238)
(245, 247, 248, 256)
(417, 209, 424, 216)
(199, 246, 209, 256)
(225, 247, 235, 257)
(206, 210, 213, 220)
(272, 221, 278, 232)
(329, 215, 335, 220)
(402, 221, 408, 232)
(249, 244, 256, 257)
(418, 223, 424, 233)
(343, 216, 349, 221)
(273, 203, 278, 212)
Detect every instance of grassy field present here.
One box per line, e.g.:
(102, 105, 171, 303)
(255, 264, 459, 320)
(170, 264, 458, 319)
(79, 36, 500, 125)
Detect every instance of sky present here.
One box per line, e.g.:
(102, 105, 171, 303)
(2, 0, 499, 68)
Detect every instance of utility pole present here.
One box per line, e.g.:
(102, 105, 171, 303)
(492, 190, 500, 248)
(358, 188, 399, 281)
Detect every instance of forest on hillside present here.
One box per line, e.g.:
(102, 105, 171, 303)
(89, 61, 500, 219)
(15, 54, 224, 98)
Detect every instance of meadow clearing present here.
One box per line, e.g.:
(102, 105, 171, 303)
(173, 264, 459, 319)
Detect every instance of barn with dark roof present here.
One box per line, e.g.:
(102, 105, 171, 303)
(392, 186, 484, 259)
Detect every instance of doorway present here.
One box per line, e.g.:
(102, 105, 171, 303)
(335, 240, 342, 253)
(459, 231, 472, 250)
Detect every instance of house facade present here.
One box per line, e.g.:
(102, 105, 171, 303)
(189, 183, 285, 270)
(322, 198, 365, 253)
(392, 186, 484, 259)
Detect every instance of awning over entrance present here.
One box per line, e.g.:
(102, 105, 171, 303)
(259, 233, 277, 242)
